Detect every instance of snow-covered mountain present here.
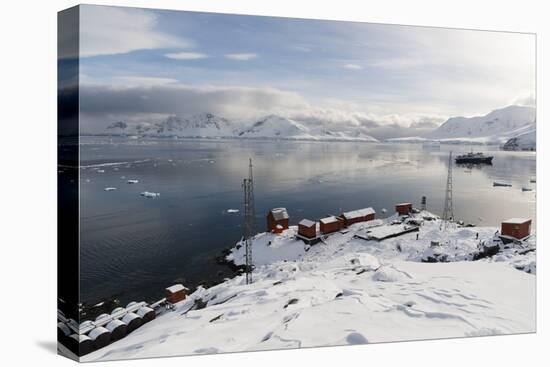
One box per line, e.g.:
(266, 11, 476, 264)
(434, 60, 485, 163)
(424, 105, 535, 144)
(238, 115, 379, 142)
(107, 113, 237, 138)
(105, 114, 379, 142)
(502, 128, 536, 151)
(238, 115, 311, 138)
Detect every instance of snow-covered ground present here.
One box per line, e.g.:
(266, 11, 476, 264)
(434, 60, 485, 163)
(83, 212, 536, 361)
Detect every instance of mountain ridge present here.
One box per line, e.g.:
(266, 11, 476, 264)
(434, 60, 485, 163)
(105, 113, 380, 142)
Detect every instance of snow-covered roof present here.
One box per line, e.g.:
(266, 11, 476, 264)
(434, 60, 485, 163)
(395, 203, 412, 207)
(342, 207, 375, 219)
(70, 334, 92, 343)
(122, 312, 140, 323)
(89, 326, 110, 340)
(166, 284, 188, 293)
(320, 216, 340, 224)
(502, 218, 531, 224)
(136, 306, 155, 318)
(299, 219, 316, 227)
(270, 208, 289, 221)
(106, 319, 126, 332)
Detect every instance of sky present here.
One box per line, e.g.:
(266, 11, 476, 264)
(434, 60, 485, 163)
(74, 5, 536, 139)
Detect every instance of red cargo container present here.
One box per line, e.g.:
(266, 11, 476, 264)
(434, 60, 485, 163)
(320, 216, 344, 234)
(501, 218, 532, 239)
(395, 203, 413, 215)
(298, 219, 317, 238)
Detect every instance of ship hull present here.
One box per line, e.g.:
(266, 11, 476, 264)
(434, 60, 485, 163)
(455, 157, 493, 164)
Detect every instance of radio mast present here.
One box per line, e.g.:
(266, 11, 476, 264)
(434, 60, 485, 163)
(242, 158, 256, 284)
(441, 151, 454, 230)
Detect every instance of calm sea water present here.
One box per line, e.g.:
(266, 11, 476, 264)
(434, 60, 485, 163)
(79, 137, 536, 306)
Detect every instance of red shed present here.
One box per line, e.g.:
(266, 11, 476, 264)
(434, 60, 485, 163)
(298, 219, 317, 238)
(395, 203, 413, 215)
(165, 284, 188, 304)
(340, 207, 376, 226)
(267, 208, 289, 232)
(320, 216, 344, 234)
(501, 218, 532, 239)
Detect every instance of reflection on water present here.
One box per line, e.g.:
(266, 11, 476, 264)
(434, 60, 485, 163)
(78, 137, 536, 306)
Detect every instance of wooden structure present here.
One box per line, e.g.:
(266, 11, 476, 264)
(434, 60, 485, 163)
(355, 224, 419, 242)
(340, 207, 376, 226)
(266, 208, 289, 232)
(320, 216, 344, 234)
(273, 224, 284, 234)
(395, 203, 413, 215)
(298, 219, 317, 238)
(165, 284, 188, 304)
(501, 218, 532, 239)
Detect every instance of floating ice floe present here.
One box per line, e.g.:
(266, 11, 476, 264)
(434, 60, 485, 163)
(104, 187, 117, 192)
(127, 179, 139, 184)
(97, 169, 105, 173)
(226, 209, 240, 214)
(140, 191, 160, 198)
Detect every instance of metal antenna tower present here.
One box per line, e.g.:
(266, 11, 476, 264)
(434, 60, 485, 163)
(441, 151, 454, 230)
(242, 158, 256, 284)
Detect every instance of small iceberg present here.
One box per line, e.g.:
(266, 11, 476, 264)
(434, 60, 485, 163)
(381, 208, 388, 213)
(104, 187, 117, 192)
(141, 191, 160, 198)
(127, 179, 139, 184)
(493, 181, 512, 187)
(226, 209, 240, 214)
(97, 169, 105, 173)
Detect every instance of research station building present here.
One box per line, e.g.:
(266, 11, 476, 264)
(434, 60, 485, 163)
(501, 218, 532, 240)
(267, 208, 289, 232)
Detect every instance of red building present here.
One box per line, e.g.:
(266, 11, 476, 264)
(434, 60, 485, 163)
(267, 208, 289, 232)
(165, 284, 188, 304)
(320, 216, 344, 234)
(395, 203, 413, 215)
(340, 207, 376, 227)
(501, 218, 532, 239)
(298, 219, 317, 238)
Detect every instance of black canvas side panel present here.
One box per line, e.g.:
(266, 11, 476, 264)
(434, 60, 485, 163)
(58, 5, 80, 360)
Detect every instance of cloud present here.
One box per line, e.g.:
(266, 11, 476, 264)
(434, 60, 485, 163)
(224, 53, 258, 61)
(513, 95, 536, 107)
(80, 5, 190, 57)
(78, 81, 445, 140)
(409, 119, 441, 129)
(343, 64, 362, 70)
(164, 52, 208, 60)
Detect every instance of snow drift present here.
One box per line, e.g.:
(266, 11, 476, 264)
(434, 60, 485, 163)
(83, 214, 535, 361)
